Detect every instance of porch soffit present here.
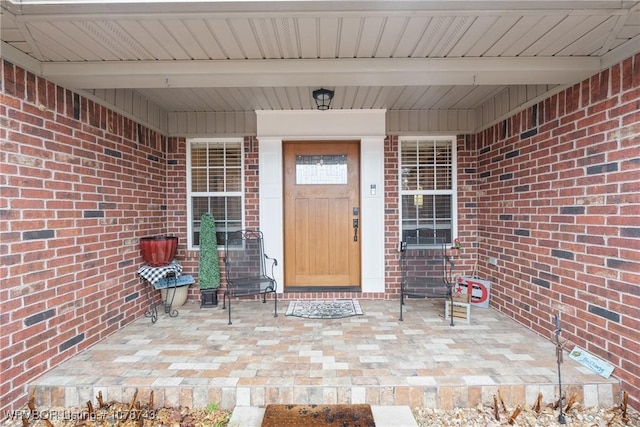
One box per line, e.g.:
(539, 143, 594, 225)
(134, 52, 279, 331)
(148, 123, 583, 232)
(1, 0, 639, 134)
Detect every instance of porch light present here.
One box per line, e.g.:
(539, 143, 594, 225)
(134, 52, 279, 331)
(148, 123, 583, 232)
(312, 88, 334, 110)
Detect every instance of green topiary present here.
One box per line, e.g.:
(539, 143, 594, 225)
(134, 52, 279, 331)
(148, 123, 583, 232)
(198, 212, 220, 290)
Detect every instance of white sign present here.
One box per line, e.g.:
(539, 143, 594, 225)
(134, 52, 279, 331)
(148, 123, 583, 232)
(568, 346, 614, 378)
(455, 276, 491, 308)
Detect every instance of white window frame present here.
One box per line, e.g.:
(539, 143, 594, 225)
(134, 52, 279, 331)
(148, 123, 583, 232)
(186, 137, 244, 250)
(398, 135, 458, 247)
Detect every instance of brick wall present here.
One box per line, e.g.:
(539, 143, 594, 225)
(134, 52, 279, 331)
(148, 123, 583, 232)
(0, 60, 170, 415)
(384, 135, 478, 299)
(165, 136, 259, 303)
(383, 136, 401, 298)
(475, 53, 640, 408)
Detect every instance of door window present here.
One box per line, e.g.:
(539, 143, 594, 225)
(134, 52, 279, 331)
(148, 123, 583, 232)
(295, 154, 348, 185)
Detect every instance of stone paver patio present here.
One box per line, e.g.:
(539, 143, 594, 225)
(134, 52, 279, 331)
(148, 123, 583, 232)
(29, 299, 620, 411)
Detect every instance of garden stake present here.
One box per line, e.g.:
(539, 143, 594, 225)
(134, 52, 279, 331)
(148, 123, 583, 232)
(554, 314, 566, 424)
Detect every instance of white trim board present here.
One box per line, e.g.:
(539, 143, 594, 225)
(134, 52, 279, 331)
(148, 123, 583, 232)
(256, 109, 387, 293)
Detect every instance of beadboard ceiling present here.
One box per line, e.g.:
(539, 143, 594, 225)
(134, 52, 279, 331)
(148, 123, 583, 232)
(2, 1, 639, 122)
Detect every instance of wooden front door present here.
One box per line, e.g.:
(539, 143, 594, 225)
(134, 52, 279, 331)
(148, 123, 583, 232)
(284, 141, 361, 290)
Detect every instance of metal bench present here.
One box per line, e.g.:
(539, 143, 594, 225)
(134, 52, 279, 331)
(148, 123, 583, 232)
(223, 230, 278, 325)
(399, 237, 455, 325)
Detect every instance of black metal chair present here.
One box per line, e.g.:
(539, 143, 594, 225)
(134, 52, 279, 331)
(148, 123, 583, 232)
(223, 230, 278, 325)
(399, 237, 455, 325)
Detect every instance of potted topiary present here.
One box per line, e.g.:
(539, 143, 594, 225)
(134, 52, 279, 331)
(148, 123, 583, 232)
(198, 212, 220, 307)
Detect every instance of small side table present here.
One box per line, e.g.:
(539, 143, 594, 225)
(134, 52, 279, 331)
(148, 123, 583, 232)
(137, 261, 184, 323)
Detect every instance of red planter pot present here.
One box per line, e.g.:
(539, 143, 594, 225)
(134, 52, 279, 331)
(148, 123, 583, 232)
(140, 236, 178, 267)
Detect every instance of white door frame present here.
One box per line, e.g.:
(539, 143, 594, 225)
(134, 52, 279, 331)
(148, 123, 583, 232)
(256, 110, 387, 294)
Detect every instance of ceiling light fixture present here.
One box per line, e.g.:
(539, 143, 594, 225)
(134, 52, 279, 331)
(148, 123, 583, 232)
(312, 88, 334, 110)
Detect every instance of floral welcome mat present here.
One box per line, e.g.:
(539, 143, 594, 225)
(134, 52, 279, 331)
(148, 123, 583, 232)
(285, 299, 364, 319)
(261, 404, 375, 427)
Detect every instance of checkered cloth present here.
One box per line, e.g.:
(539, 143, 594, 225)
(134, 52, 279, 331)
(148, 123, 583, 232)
(137, 261, 182, 285)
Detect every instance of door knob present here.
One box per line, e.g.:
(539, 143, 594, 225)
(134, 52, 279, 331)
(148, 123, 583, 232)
(353, 219, 359, 242)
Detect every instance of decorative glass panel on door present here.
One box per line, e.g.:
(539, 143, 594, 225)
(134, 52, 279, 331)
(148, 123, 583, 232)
(296, 154, 347, 185)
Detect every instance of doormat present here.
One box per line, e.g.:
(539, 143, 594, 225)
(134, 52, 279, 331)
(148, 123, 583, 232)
(285, 299, 364, 319)
(261, 404, 375, 427)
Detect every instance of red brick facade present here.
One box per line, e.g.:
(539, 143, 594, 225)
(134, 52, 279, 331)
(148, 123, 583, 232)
(474, 53, 640, 409)
(1, 53, 638, 414)
(162, 136, 260, 303)
(383, 135, 478, 298)
(1, 60, 169, 415)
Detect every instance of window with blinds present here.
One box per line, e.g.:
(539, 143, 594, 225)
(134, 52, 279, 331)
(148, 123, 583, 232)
(188, 139, 243, 248)
(399, 137, 457, 247)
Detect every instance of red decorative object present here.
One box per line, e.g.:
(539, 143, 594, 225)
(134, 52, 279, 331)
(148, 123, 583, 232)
(140, 236, 178, 267)
(452, 237, 462, 250)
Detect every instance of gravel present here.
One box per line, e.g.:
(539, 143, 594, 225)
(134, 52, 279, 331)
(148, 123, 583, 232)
(413, 404, 639, 427)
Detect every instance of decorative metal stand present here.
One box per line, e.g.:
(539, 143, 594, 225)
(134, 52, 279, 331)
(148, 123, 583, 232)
(161, 274, 180, 318)
(144, 280, 158, 324)
(444, 250, 455, 327)
(554, 314, 567, 424)
(137, 261, 186, 323)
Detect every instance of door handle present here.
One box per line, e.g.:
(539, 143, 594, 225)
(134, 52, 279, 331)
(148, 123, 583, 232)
(353, 219, 359, 242)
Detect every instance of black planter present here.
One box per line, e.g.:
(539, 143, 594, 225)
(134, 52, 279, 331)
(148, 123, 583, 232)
(200, 289, 218, 307)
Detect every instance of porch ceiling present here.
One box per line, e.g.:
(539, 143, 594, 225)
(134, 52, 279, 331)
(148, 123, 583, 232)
(1, 1, 639, 113)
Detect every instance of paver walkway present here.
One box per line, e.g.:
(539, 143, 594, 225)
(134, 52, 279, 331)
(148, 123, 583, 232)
(29, 299, 619, 411)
